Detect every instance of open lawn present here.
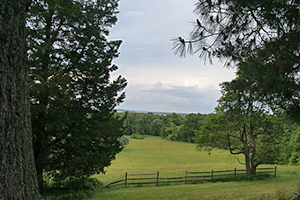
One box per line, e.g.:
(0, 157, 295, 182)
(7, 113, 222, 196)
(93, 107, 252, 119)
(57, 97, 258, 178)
(91, 136, 300, 200)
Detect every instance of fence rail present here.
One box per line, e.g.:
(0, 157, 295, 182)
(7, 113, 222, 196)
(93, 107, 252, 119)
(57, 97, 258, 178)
(100, 166, 277, 188)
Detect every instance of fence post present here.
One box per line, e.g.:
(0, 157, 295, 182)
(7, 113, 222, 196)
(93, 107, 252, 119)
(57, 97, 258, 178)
(274, 166, 277, 177)
(157, 171, 159, 186)
(125, 172, 128, 187)
(185, 171, 187, 184)
(234, 168, 236, 179)
(211, 170, 214, 183)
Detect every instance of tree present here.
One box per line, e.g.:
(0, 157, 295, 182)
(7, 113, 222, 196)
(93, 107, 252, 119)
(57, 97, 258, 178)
(179, 113, 206, 143)
(27, 0, 127, 191)
(173, 0, 300, 121)
(165, 122, 182, 141)
(195, 77, 283, 176)
(135, 113, 154, 135)
(123, 112, 139, 135)
(0, 0, 40, 199)
(123, 112, 161, 136)
(288, 127, 300, 165)
(160, 113, 183, 138)
(150, 118, 163, 136)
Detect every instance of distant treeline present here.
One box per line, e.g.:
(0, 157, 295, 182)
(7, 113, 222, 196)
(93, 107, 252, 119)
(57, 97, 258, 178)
(117, 112, 206, 143)
(117, 111, 300, 166)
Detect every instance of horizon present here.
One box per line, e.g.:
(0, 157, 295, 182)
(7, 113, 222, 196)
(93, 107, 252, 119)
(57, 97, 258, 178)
(110, 0, 236, 114)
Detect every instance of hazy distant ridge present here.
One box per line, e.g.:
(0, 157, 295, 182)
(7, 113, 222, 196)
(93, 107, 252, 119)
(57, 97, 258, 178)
(116, 109, 188, 116)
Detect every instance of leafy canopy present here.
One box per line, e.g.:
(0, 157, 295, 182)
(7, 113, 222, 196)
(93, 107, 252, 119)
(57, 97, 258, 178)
(196, 80, 283, 175)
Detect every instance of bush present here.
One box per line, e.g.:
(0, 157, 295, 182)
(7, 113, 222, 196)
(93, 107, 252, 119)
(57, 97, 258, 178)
(130, 133, 144, 139)
(40, 178, 101, 200)
(40, 190, 92, 200)
(118, 135, 129, 147)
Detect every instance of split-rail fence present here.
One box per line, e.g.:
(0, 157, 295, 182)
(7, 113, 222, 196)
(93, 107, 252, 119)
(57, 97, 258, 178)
(100, 166, 277, 188)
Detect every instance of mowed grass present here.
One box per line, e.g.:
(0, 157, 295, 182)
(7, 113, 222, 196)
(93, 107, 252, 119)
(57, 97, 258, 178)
(91, 135, 300, 200)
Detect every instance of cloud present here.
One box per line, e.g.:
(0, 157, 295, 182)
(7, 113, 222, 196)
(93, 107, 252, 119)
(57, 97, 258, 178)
(110, 0, 237, 113)
(117, 82, 222, 113)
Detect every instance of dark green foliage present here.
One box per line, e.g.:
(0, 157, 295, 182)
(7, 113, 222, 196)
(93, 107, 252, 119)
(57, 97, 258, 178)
(164, 122, 181, 141)
(27, 0, 127, 192)
(122, 112, 208, 143)
(40, 178, 101, 200)
(135, 113, 156, 135)
(277, 120, 300, 165)
(123, 112, 163, 136)
(196, 112, 284, 175)
(195, 76, 285, 175)
(160, 113, 184, 138)
(180, 113, 206, 143)
(173, 0, 300, 122)
(288, 128, 300, 165)
(194, 114, 228, 153)
(123, 112, 139, 135)
(150, 119, 163, 136)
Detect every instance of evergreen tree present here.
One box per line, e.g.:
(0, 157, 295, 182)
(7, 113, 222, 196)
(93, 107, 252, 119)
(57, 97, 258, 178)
(173, 0, 300, 121)
(27, 0, 127, 191)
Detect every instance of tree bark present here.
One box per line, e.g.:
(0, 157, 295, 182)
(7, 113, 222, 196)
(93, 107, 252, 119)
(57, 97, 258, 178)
(0, 0, 40, 199)
(244, 150, 251, 176)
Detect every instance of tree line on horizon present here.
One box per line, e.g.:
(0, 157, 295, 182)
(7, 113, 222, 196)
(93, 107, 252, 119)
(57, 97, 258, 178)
(120, 112, 205, 143)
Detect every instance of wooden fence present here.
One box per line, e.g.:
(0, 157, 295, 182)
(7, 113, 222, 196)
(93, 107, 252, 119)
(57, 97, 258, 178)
(100, 166, 277, 188)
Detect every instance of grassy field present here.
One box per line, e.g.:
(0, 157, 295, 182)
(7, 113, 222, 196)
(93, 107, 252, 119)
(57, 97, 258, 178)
(91, 136, 300, 200)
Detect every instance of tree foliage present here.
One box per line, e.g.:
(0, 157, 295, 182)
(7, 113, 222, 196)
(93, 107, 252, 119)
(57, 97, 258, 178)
(195, 75, 284, 175)
(150, 119, 163, 136)
(180, 113, 206, 143)
(160, 113, 184, 138)
(27, 0, 127, 192)
(122, 112, 207, 143)
(173, 0, 300, 121)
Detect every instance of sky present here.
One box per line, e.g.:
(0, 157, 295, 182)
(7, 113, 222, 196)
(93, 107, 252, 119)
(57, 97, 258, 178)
(109, 0, 236, 114)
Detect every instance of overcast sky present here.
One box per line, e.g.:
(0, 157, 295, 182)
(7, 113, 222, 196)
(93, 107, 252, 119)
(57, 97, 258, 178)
(109, 0, 236, 114)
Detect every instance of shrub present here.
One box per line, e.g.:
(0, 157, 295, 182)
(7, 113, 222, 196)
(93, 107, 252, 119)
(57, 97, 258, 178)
(118, 135, 129, 147)
(40, 178, 101, 200)
(130, 133, 144, 139)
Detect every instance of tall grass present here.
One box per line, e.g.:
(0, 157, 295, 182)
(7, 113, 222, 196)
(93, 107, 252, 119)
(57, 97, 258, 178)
(91, 136, 300, 200)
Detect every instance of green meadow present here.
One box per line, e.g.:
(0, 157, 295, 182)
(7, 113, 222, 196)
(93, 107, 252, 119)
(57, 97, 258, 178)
(91, 136, 300, 200)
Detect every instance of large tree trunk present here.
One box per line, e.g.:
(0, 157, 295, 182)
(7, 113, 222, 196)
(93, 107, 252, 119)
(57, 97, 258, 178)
(244, 151, 252, 176)
(244, 149, 257, 176)
(0, 0, 40, 199)
(250, 147, 257, 175)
